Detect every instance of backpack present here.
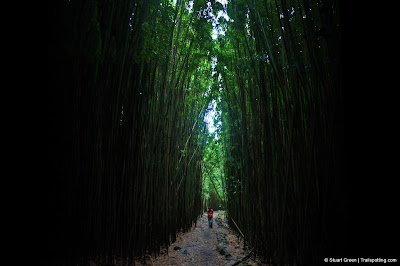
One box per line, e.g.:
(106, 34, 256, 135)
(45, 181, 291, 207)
(208, 209, 213, 217)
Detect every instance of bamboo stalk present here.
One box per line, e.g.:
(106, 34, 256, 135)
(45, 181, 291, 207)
(231, 217, 245, 239)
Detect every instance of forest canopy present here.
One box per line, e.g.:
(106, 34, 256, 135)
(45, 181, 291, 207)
(49, 0, 344, 264)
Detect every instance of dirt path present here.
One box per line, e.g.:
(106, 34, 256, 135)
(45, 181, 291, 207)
(139, 211, 261, 266)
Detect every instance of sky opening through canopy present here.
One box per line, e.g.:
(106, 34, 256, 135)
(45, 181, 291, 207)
(203, 0, 229, 136)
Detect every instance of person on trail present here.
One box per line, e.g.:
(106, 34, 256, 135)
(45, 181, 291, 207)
(207, 208, 213, 228)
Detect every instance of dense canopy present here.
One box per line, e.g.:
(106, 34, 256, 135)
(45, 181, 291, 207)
(49, 0, 345, 264)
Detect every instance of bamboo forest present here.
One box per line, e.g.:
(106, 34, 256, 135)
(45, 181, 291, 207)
(48, 0, 350, 265)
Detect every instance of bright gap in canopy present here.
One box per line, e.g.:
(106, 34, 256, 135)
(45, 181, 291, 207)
(204, 99, 222, 138)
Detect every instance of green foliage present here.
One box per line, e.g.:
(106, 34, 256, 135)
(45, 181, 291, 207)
(212, 0, 344, 263)
(50, 0, 219, 264)
(50, 0, 343, 264)
(201, 132, 227, 210)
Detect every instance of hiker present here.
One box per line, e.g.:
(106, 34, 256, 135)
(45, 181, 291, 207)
(207, 208, 213, 228)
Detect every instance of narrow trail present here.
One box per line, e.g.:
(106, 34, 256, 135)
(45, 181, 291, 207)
(140, 211, 261, 266)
